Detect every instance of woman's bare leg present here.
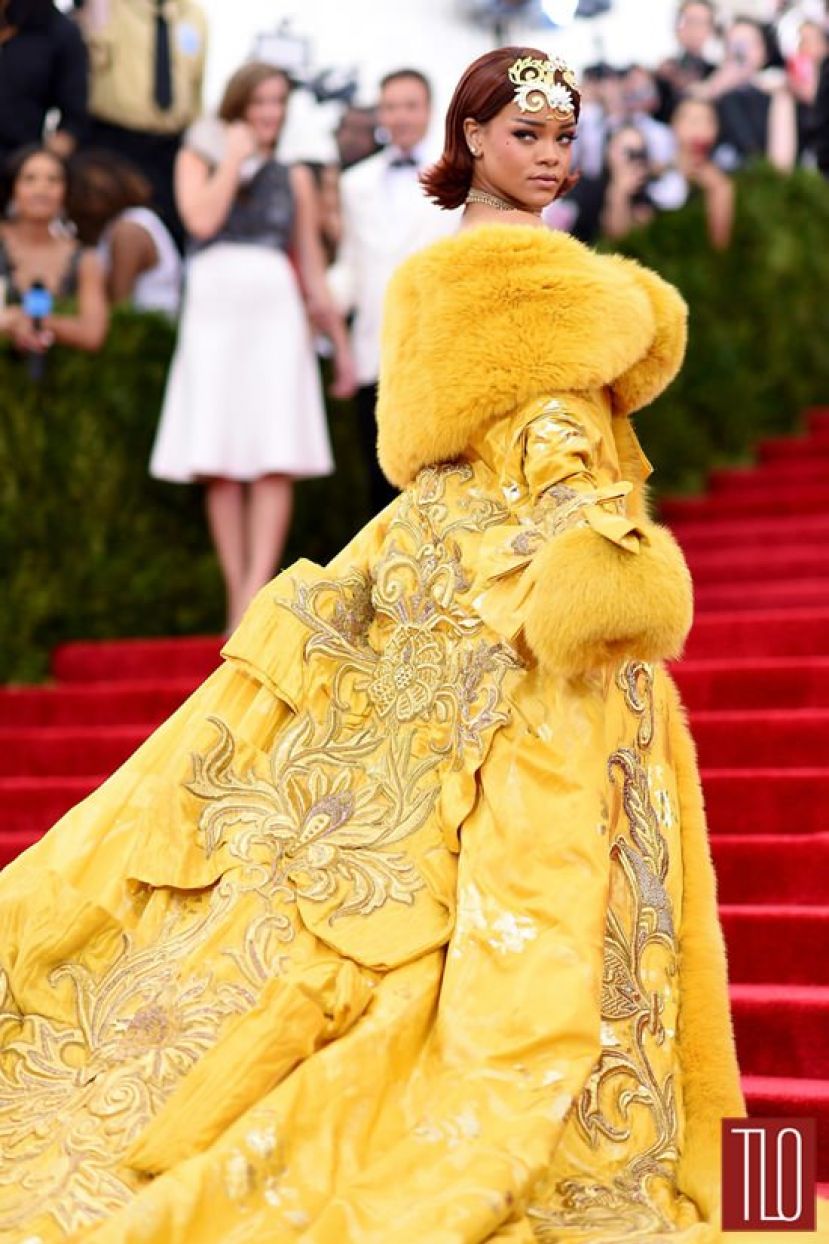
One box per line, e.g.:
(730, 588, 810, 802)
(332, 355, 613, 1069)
(204, 477, 247, 632)
(240, 473, 294, 615)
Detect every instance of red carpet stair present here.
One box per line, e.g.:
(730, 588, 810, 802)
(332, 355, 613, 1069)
(663, 407, 829, 1184)
(1, 410, 828, 1181)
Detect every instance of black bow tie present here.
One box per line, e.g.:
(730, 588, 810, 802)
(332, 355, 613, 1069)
(389, 155, 418, 168)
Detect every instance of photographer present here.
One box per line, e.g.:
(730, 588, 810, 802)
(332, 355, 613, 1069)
(693, 16, 797, 171)
(600, 123, 661, 240)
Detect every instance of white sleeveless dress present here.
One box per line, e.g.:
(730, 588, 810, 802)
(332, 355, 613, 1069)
(99, 206, 182, 317)
(150, 155, 333, 483)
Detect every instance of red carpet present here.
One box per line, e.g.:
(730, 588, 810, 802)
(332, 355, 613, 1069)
(1, 409, 828, 1177)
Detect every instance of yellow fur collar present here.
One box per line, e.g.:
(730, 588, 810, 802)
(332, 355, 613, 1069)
(377, 225, 687, 488)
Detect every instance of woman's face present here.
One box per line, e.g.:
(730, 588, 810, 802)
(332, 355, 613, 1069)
(465, 100, 577, 212)
(244, 74, 290, 148)
(799, 21, 828, 61)
(672, 99, 719, 156)
(12, 152, 66, 222)
(726, 22, 768, 73)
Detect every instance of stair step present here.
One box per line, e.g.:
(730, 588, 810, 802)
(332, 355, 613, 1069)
(663, 484, 829, 522)
(712, 834, 829, 904)
(692, 709, 829, 768)
(0, 774, 104, 833)
(694, 579, 829, 613)
(685, 544, 829, 584)
(702, 769, 829, 837)
(759, 435, 829, 462)
(674, 658, 829, 711)
(0, 829, 40, 869)
(684, 609, 829, 660)
(741, 1073, 829, 1181)
(672, 512, 829, 552)
(710, 460, 829, 492)
(731, 983, 829, 1080)
(53, 636, 222, 684)
(0, 727, 149, 778)
(692, 579, 829, 614)
(0, 680, 199, 727)
(720, 906, 829, 985)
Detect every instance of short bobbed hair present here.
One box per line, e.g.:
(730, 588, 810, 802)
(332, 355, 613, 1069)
(218, 62, 292, 124)
(421, 46, 582, 211)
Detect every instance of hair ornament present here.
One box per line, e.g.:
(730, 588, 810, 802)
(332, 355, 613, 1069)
(508, 55, 579, 117)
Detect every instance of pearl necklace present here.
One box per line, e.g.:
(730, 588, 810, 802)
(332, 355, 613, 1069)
(464, 188, 541, 216)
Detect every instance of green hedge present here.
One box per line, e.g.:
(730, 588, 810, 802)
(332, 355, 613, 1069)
(3, 165, 828, 682)
(607, 165, 829, 493)
(0, 313, 372, 682)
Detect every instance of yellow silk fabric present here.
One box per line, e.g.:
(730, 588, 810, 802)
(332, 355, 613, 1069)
(2, 393, 821, 1243)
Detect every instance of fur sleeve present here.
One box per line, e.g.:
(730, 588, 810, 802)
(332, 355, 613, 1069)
(519, 398, 693, 677)
(604, 260, 688, 417)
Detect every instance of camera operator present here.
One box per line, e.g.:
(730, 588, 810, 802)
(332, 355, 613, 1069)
(693, 16, 797, 171)
(600, 124, 661, 240)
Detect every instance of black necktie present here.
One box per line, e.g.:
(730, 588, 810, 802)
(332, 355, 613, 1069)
(153, 0, 173, 110)
(389, 155, 418, 168)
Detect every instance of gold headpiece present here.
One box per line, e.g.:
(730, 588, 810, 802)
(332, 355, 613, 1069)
(508, 55, 579, 118)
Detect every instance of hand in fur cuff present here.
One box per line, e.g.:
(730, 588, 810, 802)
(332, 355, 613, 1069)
(523, 522, 693, 677)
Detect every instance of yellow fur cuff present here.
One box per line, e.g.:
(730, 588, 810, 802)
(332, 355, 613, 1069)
(523, 524, 693, 677)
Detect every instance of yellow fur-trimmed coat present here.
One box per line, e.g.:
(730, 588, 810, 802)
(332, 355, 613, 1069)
(0, 225, 750, 1244)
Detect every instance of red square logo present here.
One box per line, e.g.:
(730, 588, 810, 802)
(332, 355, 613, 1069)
(722, 1118, 817, 1231)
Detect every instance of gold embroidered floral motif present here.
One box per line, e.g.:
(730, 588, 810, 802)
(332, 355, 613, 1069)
(616, 660, 656, 751)
(0, 457, 519, 1237)
(529, 663, 691, 1238)
(0, 890, 254, 1235)
(188, 712, 434, 922)
(282, 474, 517, 767)
(368, 624, 447, 721)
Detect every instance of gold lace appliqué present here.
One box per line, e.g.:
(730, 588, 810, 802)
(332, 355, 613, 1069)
(529, 662, 696, 1239)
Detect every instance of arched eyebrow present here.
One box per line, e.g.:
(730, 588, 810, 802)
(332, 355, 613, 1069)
(509, 114, 577, 131)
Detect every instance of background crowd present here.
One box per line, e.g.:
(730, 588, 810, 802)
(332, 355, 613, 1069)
(1, 0, 829, 631)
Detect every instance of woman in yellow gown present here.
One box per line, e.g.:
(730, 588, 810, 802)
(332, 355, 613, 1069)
(0, 47, 810, 1244)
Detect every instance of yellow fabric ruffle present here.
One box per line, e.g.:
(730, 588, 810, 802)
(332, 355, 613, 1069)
(0, 391, 802, 1244)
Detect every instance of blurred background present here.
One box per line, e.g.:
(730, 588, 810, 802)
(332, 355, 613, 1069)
(2, 0, 829, 678)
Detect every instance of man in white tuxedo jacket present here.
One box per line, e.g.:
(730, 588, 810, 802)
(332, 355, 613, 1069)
(330, 69, 460, 512)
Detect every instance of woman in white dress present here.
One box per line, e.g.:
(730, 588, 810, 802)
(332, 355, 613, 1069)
(150, 62, 356, 630)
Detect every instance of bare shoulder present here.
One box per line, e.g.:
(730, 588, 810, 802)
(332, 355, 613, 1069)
(110, 216, 157, 264)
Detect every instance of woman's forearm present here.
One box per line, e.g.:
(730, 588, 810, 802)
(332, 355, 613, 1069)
(767, 88, 797, 172)
(46, 311, 108, 352)
(703, 177, 735, 251)
(601, 185, 636, 239)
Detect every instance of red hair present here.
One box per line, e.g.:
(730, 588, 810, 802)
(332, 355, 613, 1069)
(421, 46, 581, 211)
